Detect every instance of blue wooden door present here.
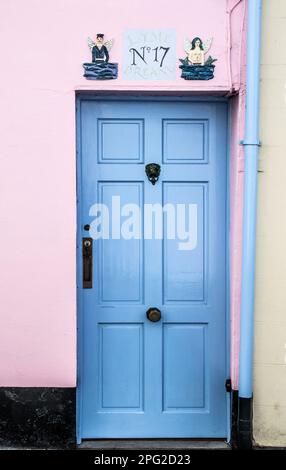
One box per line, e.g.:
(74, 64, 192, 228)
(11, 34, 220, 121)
(78, 99, 228, 438)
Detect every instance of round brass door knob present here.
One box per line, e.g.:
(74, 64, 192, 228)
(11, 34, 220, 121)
(146, 307, 161, 323)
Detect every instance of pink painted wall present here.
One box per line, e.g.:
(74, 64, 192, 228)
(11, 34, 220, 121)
(229, 0, 247, 390)
(0, 0, 246, 386)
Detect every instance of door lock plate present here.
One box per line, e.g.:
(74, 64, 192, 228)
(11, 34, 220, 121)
(82, 237, 93, 288)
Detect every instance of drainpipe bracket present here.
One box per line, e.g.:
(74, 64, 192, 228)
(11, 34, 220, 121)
(240, 139, 261, 147)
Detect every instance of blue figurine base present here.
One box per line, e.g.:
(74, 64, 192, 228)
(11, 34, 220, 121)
(83, 62, 118, 80)
(179, 64, 215, 81)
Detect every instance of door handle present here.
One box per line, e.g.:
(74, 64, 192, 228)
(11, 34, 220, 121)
(146, 307, 161, 322)
(82, 237, 93, 288)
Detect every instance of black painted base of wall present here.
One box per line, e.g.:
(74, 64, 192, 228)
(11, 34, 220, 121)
(0, 388, 76, 449)
(230, 391, 253, 449)
(237, 396, 253, 449)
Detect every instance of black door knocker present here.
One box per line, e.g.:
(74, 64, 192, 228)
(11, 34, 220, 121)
(145, 163, 161, 185)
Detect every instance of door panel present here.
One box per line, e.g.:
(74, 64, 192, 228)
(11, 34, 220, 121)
(163, 324, 206, 410)
(163, 182, 205, 302)
(162, 119, 209, 162)
(98, 119, 144, 163)
(78, 99, 228, 438)
(98, 182, 144, 303)
(98, 324, 144, 410)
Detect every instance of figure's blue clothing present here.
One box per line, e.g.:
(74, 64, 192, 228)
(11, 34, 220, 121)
(92, 45, 109, 63)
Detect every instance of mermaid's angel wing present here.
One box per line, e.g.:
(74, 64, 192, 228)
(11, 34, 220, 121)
(104, 38, 114, 52)
(87, 37, 96, 50)
(184, 38, 192, 54)
(203, 37, 213, 54)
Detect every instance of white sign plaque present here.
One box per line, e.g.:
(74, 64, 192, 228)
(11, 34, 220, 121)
(123, 29, 176, 80)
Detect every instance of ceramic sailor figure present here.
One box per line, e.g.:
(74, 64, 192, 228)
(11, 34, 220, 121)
(91, 34, 110, 63)
(83, 33, 118, 80)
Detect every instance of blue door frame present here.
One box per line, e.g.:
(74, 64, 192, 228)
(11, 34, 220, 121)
(76, 95, 231, 444)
